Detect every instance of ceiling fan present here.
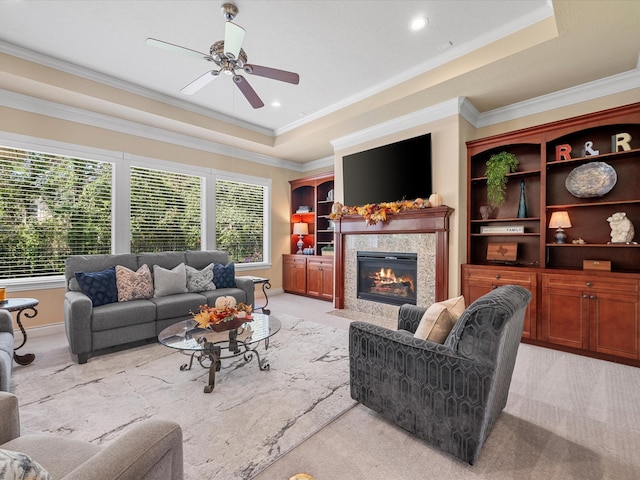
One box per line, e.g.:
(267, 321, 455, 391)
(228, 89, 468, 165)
(146, 2, 299, 109)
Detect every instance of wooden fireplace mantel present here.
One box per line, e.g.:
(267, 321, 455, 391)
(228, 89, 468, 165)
(333, 206, 454, 309)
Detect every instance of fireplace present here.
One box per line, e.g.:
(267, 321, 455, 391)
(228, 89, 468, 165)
(357, 251, 417, 306)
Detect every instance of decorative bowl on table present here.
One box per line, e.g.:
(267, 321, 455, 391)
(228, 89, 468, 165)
(191, 295, 253, 332)
(209, 315, 253, 332)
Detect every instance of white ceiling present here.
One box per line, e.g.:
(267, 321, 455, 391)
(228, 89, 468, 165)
(1, 1, 639, 164)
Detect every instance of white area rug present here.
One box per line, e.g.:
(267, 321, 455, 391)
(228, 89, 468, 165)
(11, 314, 355, 479)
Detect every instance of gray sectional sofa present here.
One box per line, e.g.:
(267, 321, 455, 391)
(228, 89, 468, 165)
(64, 250, 255, 364)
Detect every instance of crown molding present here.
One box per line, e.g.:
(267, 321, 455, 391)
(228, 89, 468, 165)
(300, 155, 334, 172)
(0, 39, 274, 138)
(1, 89, 306, 172)
(275, 3, 554, 136)
(330, 64, 639, 152)
(330, 97, 465, 151)
(475, 66, 640, 128)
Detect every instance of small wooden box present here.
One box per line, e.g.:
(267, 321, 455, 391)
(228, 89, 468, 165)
(583, 260, 611, 271)
(486, 242, 517, 262)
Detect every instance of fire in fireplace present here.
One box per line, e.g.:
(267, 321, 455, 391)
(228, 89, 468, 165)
(357, 251, 417, 306)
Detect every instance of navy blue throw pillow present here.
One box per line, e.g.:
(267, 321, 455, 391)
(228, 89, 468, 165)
(213, 262, 236, 289)
(75, 266, 118, 307)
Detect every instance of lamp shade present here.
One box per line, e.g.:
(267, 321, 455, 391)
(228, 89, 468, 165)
(293, 222, 308, 235)
(549, 211, 572, 229)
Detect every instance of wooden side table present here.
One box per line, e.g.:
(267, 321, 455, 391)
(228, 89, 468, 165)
(0, 298, 38, 366)
(238, 276, 271, 314)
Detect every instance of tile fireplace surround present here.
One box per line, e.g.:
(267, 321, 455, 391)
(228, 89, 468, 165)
(334, 206, 454, 317)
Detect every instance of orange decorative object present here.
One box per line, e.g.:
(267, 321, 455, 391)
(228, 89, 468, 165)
(555, 144, 572, 161)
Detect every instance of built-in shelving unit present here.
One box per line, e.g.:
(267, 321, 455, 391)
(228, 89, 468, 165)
(463, 102, 640, 367)
(285, 172, 334, 301)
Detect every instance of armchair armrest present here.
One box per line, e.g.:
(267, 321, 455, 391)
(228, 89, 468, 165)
(397, 304, 427, 333)
(0, 392, 20, 444)
(63, 420, 183, 480)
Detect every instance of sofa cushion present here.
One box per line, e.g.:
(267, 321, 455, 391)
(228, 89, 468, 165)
(150, 293, 208, 321)
(137, 251, 186, 271)
(0, 448, 51, 480)
(75, 267, 118, 307)
(66, 253, 137, 292)
(199, 288, 247, 307)
(186, 263, 216, 293)
(153, 263, 188, 297)
(185, 250, 229, 269)
(91, 300, 157, 331)
(213, 262, 236, 288)
(414, 295, 466, 343)
(116, 264, 154, 302)
(3, 435, 101, 480)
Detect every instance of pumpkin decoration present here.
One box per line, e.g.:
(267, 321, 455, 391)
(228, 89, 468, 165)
(428, 193, 443, 207)
(214, 295, 237, 310)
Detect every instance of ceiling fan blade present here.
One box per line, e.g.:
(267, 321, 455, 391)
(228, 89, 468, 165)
(224, 21, 245, 59)
(233, 75, 264, 109)
(145, 38, 209, 61)
(181, 70, 221, 95)
(243, 64, 299, 85)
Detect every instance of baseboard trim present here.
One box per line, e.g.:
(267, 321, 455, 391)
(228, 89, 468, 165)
(15, 322, 65, 339)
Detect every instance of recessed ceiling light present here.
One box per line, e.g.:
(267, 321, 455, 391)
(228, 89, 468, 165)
(409, 16, 428, 31)
(271, 100, 281, 108)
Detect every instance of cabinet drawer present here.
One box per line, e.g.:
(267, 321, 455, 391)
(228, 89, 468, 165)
(543, 273, 638, 294)
(307, 257, 333, 267)
(465, 268, 534, 285)
(284, 256, 307, 266)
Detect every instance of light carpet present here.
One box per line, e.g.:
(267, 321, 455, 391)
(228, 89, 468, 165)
(255, 342, 640, 479)
(11, 314, 355, 480)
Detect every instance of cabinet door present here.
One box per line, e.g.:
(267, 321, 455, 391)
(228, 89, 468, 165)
(590, 290, 639, 359)
(462, 266, 536, 339)
(283, 256, 306, 295)
(541, 286, 589, 350)
(306, 258, 333, 300)
(319, 260, 334, 300)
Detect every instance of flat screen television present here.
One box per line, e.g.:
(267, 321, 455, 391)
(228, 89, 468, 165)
(342, 133, 432, 206)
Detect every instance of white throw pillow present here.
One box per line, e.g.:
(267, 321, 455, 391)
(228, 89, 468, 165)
(414, 295, 466, 343)
(153, 263, 188, 297)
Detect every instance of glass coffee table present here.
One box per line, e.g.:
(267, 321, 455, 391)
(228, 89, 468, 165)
(158, 313, 281, 393)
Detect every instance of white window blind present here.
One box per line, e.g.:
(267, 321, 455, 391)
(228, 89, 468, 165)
(0, 146, 112, 279)
(130, 166, 202, 253)
(215, 179, 265, 263)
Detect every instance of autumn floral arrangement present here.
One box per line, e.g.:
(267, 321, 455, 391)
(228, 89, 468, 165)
(192, 296, 253, 329)
(329, 194, 442, 226)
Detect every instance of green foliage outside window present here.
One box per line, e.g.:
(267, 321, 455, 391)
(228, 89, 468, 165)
(0, 146, 267, 280)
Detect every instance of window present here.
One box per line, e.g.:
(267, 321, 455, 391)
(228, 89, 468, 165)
(215, 178, 266, 263)
(0, 136, 272, 284)
(130, 166, 201, 253)
(0, 146, 112, 279)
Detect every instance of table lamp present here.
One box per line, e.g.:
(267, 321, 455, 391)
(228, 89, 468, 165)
(293, 222, 308, 254)
(549, 211, 572, 243)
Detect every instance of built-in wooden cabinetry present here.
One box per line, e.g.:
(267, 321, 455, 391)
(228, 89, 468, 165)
(463, 102, 640, 366)
(462, 264, 537, 339)
(284, 172, 334, 301)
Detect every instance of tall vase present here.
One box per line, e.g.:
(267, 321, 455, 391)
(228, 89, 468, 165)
(517, 179, 527, 218)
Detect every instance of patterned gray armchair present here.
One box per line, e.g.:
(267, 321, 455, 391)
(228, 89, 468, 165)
(349, 284, 532, 465)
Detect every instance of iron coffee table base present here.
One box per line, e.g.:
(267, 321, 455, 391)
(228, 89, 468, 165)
(179, 330, 272, 393)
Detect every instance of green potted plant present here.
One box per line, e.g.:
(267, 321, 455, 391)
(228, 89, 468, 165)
(485, 151, 519, 207)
